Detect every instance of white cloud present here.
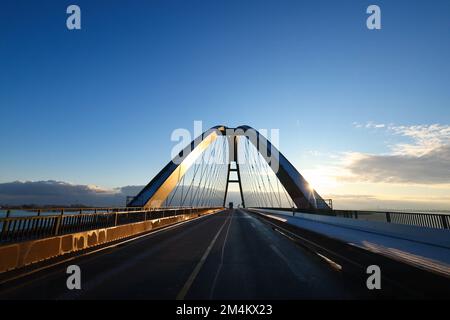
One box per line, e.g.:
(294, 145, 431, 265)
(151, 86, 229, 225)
(343, 124, 450, 184)
(362, 121, 386, 129)
(388, 124, 450, 156)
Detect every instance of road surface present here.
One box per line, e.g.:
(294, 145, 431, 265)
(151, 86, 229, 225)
(0, 209, 373, 299)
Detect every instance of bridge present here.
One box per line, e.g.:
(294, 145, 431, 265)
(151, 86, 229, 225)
(0, 125, 449, 299)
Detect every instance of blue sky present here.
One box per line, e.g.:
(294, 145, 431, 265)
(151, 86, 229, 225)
(1, 0, 450, 209)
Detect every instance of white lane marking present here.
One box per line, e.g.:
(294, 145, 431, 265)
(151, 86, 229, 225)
(249, 209, 346, 273)
(0, 210, 222, 290)
(209, 210, 234, 298)
(176, 212, 232, 300)
(273, 227, 297, 242)
(249, 209, 363, 270)
(273, 223, 343, 272)
(316, 253, 343, 271)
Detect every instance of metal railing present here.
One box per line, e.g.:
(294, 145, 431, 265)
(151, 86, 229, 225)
(254, 207, 450, 230)
(0, 206, 148, 218)
(0, 206, 221, 244)
(332, 210, 450, 229)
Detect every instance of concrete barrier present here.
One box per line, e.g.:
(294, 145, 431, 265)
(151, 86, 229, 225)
(250, 208, 450, 276)
(255, 208, 450, 248)
(0, 209, 219, 274)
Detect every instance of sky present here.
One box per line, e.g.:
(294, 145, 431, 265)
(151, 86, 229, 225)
(1, 0, 450, 209)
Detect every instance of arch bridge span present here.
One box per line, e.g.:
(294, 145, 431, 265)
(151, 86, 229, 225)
(128, 125, 331, 211)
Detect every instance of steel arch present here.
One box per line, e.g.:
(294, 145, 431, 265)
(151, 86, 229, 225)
(128, 125, 330, 210)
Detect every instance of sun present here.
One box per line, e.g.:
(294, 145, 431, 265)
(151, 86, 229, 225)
(302, 169, 339, 195)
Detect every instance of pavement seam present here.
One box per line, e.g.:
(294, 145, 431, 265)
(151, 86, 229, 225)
(208, 209, 234, 299)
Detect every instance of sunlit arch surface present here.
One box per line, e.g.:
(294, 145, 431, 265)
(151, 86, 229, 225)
(128, 125, 330, 210)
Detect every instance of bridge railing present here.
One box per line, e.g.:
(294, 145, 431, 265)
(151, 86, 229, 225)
(0, 206, 221, 244)
(255, 207, 450, 230)
(332, 210, 450, 229)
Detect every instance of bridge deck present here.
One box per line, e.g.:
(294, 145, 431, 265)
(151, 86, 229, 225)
(1, 209, 374, 300)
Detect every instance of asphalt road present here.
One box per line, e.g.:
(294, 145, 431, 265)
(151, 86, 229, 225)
(0, 209, 374, 299)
